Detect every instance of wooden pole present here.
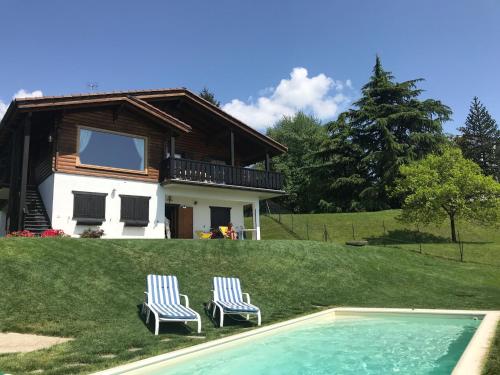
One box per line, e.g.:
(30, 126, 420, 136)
(6, 127, 20, 232)
(265, 152, 270, 171)
(169, 135, 176, 178)
(230, 131, 235, 167)
(457, 230, 464, 262)
(18, 113, 32, 230)
(351, 223, 355, 240)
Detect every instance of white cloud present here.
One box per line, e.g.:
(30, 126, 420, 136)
(222, 67, 351, 130)
(0, 101, 7, 120)
(13, 89, 43, 99)
(0, 89, 43, 120)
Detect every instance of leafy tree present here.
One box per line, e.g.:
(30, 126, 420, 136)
(318, 56, 452, 210)
(395, 147, 500, 242)
(199, 87, 221, 107)
(267, 112, 329, 212)
(458, 97, 500, 180)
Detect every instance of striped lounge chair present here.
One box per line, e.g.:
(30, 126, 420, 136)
(210, 276, 261, 327)
(142, 275, 201, 335)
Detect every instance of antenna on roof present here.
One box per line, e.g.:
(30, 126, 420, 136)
(87, 82, 99, 92)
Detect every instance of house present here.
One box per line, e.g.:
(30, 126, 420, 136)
(0, 89, 286, 239)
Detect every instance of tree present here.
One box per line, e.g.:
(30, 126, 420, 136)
(266, 112, 329, 212)
(458, 97, 500, 180)
(311, 112, 367, 212)
(395, 147, 500, 242)
(318, 56, 452, 210)
(199, 87, 220, 107)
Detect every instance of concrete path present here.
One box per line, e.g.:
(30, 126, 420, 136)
(0, 332, 72, 353)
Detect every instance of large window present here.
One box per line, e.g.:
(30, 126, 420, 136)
(120, 195, 150, 227)
(73, 191, 107, 224)
(78, 128, 146, 171)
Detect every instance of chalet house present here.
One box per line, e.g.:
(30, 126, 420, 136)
(0, 89, 286, 239)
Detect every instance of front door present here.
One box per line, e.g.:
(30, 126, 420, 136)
(177, 206, 193, 239)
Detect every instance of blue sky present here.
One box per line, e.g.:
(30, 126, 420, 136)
(1, 0, 499, 133)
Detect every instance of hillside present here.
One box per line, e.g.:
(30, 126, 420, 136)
(0, 238, 499, 374)
(252, 210, 500, 265)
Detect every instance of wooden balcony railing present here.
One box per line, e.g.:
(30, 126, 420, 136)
(161, 158, 284, 191)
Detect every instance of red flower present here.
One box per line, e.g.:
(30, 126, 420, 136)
(6, 230, 35, 237)
(41, 229, 67, 238)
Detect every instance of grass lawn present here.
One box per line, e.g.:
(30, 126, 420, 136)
(0, 237, 499, 374)
(254, 209, 500, 266)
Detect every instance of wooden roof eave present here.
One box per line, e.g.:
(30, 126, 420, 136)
(137, 90, 288, 155)
(8, 97, 191, 134)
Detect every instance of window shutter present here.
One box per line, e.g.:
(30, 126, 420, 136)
(120, 195, 150, 226)
(72, 191, 107, 224)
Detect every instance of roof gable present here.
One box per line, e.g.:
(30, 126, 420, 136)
(0, 88, 287, 154)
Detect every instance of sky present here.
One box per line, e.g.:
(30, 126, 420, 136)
(1, 0, 499, 134)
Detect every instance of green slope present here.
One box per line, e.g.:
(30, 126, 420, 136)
(255, 210, 500, 266)
(0, 238, 499, 374)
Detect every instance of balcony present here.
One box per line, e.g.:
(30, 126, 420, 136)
(160, 158, 284, 191)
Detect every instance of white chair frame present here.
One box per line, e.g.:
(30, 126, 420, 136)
(142, 291, 201, 335)
(210, 290, 261, 328)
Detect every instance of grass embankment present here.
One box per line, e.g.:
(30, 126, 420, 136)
(255, 209, 500, 266)
(0, 238, 499, 374)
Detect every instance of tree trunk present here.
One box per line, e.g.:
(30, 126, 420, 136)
(449, 214, 457, 243)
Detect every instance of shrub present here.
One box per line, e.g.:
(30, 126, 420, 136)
(7, 230, 35, 237)
(80, 228, 105, 238)
(41, 229, 68, 238)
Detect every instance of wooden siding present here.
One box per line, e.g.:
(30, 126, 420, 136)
(55, 108, 168, 182)
(176, 128, 242, 166)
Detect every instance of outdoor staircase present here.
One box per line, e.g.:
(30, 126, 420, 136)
(23, 185, 51, 235)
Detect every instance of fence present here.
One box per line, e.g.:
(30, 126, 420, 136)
(261, 206, 477, 264)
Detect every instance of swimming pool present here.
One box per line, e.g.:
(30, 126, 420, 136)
(95, 308, 499, 375)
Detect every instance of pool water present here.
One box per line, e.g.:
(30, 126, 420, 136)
(148, 314, 481, 375)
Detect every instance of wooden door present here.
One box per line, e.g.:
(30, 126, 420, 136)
(177, 206, 193, 239)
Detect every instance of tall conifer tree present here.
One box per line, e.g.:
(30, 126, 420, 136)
(458, 97, 499, 180)
(199, 87, 221, 107)
(317, 56, 451, 210)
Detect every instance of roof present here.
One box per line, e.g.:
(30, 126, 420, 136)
(0, 88, 287, 153)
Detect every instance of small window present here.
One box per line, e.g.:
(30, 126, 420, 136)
(78, 127, 146, 171)
(210, 206, 231, 229)
(120, 195, 150, 226)
(73, 191, 107, 225)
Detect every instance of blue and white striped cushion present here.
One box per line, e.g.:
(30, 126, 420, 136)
(214, 277, 244, 303)
(217, 301, 259, 313)
(150, 303, 197, 319)
(148, 275, 180, 305)
(147, 275, 196, 319)
(213, 277, 259, 313)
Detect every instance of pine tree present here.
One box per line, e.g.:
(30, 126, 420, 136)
(317, 56, 452, 210)
(199, 87, 221, 107)
(458, 97, 500, 180)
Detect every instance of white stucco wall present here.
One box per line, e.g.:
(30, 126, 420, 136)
(168, 195, 245, 237)
(50, 173, 166, 238)
(165, 184, 262, 239)
(0, 208, 6, 237)
(0, 188, 9, 237)
(39, 174, 55, 220)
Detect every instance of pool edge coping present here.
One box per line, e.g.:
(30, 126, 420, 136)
(92, 307, 500, 375)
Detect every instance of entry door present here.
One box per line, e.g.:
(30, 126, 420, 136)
(177, 206, 193, 239)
